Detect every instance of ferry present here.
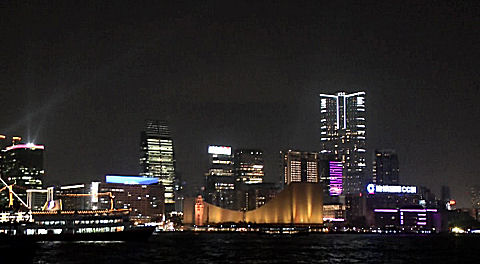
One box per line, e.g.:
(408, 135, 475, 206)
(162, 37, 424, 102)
(0, 210, 155, 242)
(0, 177, 154, 242)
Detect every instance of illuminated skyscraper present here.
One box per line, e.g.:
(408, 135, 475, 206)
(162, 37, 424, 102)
(234, 149, 264, 184)
(471, 185, 480, 221)
(140, 120, 176, 212)
(0, 143, 45, 208)
(372, 149, 399, 185)
(320, 91, 366, 195)
(0, 135, 6, 149)
(281, 150, 319, 185)
(204, 145, 236, 209)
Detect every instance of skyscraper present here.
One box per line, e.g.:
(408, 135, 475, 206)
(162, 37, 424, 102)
(372, 149, 399, 185)
(204, 145, 236, 209)
(319, 91, 366, 196)
(0, 135, 6, 149)
(140, 120, 176, 212)
(1, 143, 45, 208)
(281, 150, 320, 185)
(441, 185, 451, 202)
(234, 149, 264, 185)
(471, 185, 480, 221)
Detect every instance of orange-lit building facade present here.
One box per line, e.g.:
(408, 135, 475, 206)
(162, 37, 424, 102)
(184, 183, 323, 225)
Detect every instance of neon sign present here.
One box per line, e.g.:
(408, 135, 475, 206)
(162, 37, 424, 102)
(208, 145, 232, 155)
(367, 183, 417, 194)
(5, 143, 45, 151)
(105, 175, 159, 185)
(329, 161, 343, 196)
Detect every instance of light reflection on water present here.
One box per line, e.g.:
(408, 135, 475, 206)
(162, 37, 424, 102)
(2, 233, 478, 263)
(72, 241, 126, 244)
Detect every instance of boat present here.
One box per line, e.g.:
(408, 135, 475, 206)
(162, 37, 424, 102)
(0, 210, 155, 242)
(0, 177, 154, 242)
(259, 226, 310, 236)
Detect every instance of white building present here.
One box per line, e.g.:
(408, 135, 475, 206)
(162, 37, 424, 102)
(319, 91, 367, 195)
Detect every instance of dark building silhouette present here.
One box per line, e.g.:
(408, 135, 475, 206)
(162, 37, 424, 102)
(441, 186, 451, 202)
(372, 149, 399, 185)
(471, 185, 480, 221)
(235, 182, 280, 211)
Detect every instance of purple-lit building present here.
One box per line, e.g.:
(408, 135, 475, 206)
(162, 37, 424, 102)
(320, 92, 367, 224)
(328, 161, 343, 196)
(319, 160, 348, 223)
(319, 91, 367, 196)
(374, 208, 441, 232)
(366, 184, 420, 209)
(364, 183, 445, 231)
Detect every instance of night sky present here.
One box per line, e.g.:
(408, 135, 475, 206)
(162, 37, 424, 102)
(1, 2, 479, 206)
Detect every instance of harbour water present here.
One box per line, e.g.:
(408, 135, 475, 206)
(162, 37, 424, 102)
(5, 233, 480, 263)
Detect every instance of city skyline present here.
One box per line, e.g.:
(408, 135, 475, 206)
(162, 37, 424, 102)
(1, 2, 479, 207)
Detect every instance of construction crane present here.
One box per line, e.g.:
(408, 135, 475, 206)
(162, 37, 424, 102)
(0, 185, 14, 207)
(0, 183, 31, 208)
(0, 173, 117, 213)
(0, 178, 29, 209)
